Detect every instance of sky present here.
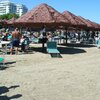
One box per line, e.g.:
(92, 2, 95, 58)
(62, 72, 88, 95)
(11, 0, 100, 23)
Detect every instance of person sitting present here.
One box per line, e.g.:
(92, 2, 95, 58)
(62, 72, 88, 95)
(1, 32, 9, 41)
(47, 32, 52, 41)
(10, 28, 21, 55)
(20, 35, 30, 52)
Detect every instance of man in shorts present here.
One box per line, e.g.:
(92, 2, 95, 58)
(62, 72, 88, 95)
(10, 28, 21, 54)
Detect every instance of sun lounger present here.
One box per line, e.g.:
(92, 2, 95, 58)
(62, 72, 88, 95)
(0, 50, 5, 67)
(97, 39, 100, 48)
(32, 38, 39, 43)
(47, 41, 60, 57)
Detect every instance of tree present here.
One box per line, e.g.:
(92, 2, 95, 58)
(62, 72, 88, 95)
(0, 13, 19, 20)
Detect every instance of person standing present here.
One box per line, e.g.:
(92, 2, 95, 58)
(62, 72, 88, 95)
(40, 26, 48, 49)
(10, 28, 21, 55)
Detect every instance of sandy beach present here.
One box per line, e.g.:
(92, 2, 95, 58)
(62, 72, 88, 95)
(0, 44, 100, 100)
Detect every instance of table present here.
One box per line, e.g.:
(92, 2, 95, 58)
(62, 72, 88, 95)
(0, 41, 11, 54)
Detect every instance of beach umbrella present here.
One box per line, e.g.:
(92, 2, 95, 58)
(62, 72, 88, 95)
(77, 16, 95, 30)
(99, 24, 100, 30)
(0, 19, 7, 27)
(7, 17, 16, 25)
(15, 3, 70, 29)
(87, 20, 100, 30)
(62, 11, 86, 29)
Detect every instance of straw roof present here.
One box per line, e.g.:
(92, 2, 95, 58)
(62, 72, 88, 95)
(99, 24, 100, 29)
(0, 19, 7, 27)
(77, 16, 94, 29)
(87, 20, 100, 30)
(7, 17, 16, 25)
(62, 11, 86, 27)
(15, 3, 70, 26)
(0, 19, 7, 25)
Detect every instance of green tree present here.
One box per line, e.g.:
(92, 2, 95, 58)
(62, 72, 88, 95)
(0, 13, 19, 20)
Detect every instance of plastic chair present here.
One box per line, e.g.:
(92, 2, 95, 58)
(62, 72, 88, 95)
(97, 39, 100, 48)
(0, 50, 5, 67)
(32, 38, 39, 43)
(47, 41, 60, 57)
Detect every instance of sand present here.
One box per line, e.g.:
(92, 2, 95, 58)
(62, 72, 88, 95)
(0, 44, 100, 100)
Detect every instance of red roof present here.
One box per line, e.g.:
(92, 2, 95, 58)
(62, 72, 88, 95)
(15, 3, 70, 25)
(62, 11, 86, 27)
(0, 19, 7, 25)
(77, 16, 94, 28)
(7, 17, 16, 24)
(87, 20, 100, 30)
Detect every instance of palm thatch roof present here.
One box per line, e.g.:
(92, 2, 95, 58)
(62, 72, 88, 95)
(7, 17, 16, 25)
(62, 11, 86, 27)
(15, 3, 70, 28)
(77, 16, 95, 29)
(87, 19, 100, 30)
(0, 19, 7, 25)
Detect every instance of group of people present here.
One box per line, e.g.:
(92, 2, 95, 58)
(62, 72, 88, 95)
(66, 30, 100, 44)
(0, 28, 30, 55)
(0, 27, 100, 55)
(21, 29, 100, 45)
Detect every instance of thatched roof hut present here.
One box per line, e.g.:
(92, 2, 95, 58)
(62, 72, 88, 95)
(15, 3, 70, 29)
(62, 11, 86, 28)
(87, 19, 100, 30)
(0, 19, 7, 27)
(7, 17, 16, 25)
(77, 16, 95, 30)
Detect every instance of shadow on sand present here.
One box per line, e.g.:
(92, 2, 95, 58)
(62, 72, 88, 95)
(0, 85, 22, 100)
(60, 43, 96, 48)
(30, 47, 47, 53)
(58, 47, 86, 54)
(0, 61, 16, 70)
(30, 45, 86, 58)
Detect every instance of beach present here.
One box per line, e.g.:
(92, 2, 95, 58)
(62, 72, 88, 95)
(0, 44, 100, 100)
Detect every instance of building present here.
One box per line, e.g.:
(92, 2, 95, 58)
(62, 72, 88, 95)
(16, 4, 28, 16)
(0, 0, 28, 16)
(0, 0, 16, 15)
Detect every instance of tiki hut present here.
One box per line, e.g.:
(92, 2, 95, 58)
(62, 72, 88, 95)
(77, 16, 95, 30)
(7, 17, 16, 25)
(62, 11, 86, 29)
(15, 3, 70, 29)
(87, 20, 100, 30)
(0, 19, 7, 28)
